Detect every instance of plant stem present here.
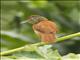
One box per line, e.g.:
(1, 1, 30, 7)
(56, 32, 80, 42)
(0, 46, 25, 56)
(0, 32, 80, 56)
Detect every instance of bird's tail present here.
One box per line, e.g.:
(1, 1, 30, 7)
(41, 34, 56, 44)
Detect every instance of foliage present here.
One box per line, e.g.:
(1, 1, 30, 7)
(1, 0, 80, 60)
(1, 45, 80, 60)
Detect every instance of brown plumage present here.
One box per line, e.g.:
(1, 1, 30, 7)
(21, 15, 58, 44)
(33, 20, 58, 44)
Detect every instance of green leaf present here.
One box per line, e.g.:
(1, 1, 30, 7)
(1, 56, 14, 60)
(1, 31, 31, 49)
(36, 45, 61, 60)
(62, 53, 80, 60)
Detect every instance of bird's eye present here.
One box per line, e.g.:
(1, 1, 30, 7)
(31, 18, 34, 20)
(31, 16, 35, 17)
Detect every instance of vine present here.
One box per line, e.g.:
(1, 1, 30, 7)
(0, 32, 80, 56)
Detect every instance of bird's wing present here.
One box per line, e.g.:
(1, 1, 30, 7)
(33, 20, 58, 34)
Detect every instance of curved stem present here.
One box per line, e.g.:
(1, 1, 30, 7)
(0, 32, 80, 56)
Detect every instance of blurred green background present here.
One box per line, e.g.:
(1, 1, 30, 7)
(1, 0, 80, 56)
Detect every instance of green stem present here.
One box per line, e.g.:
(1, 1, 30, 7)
(56, 32, 80, 42)
(0, 46, 25, 56)
(0, 32, 80, 56)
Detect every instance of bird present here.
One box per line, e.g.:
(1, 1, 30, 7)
(21, 15, 58, 44)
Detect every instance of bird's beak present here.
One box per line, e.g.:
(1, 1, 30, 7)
(20, 20, 29, 24)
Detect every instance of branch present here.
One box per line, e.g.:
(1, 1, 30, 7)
(0, 32, 80, 56)
(56, 32, 80, 42)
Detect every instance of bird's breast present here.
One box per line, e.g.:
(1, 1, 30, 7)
(34, 30, 39, 35)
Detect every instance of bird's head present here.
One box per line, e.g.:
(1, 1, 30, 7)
(21, 15, 48, 24)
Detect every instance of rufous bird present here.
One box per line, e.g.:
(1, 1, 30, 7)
(21, 15, 58, 44)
